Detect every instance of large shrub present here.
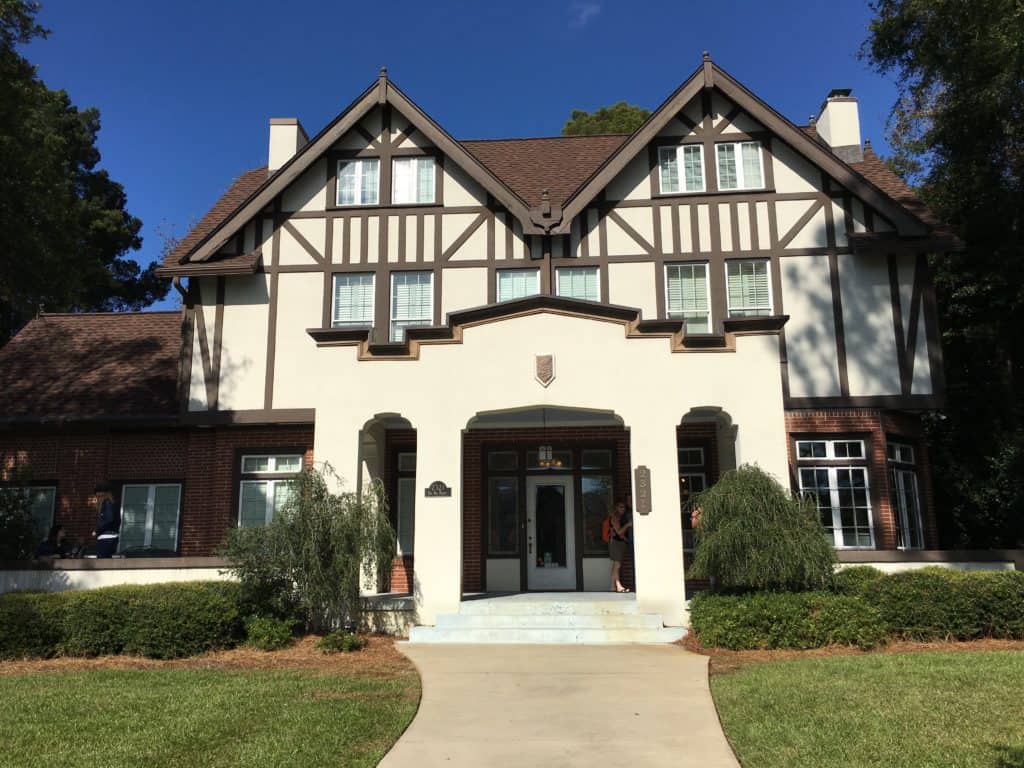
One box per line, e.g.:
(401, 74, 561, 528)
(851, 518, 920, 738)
(690, 591, 888, 651)
(245, 616, 296, 651)
(688, 465, 836, 591)
(122, 582, 242, 659)
(223, 466, 395, 632)
(60, 586, 139, 656)
(0, 592, 65, 659)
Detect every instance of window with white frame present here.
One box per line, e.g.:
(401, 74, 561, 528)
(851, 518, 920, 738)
(796, 439, 874, 548)
(238, 454, 302, 528)
(716, 141, 763, 190)
(658, 145, 705, 194)
(556, 266, 599, 302)
(332, 273, 374, 328)
(496, 268, 539, 303)
(888, 441, 924, 549)
(392, 156, 435, 205)
(336, 158, 380, 206)
(390, 271, 433, 342)
(665, 263, 711, 333)
(119, 483, 182, 552)
(726, 260, 771, 317)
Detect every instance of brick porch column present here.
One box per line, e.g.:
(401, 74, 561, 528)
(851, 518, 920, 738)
(627, 417, 686, 627)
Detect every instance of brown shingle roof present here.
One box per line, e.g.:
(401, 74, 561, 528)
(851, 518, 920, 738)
(162, 166, 267, 268)
(848, 143, 941, 228)
(0, 312, 181, 422)
(461, 135, 628, 208)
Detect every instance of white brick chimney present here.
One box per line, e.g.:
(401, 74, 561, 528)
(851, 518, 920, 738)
(816, 89, 863, 163)
(268, 118, 309, 172)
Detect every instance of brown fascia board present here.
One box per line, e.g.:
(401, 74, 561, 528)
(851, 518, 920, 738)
(847, 231, 964, 255)
(185, 77, 533, 264)
(556, 59, 932, 238)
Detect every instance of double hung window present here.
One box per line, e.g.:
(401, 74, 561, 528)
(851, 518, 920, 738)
(665, 263, 711, 333)
(337, 159, 380, 206)
(119, 484, 182, 552)
(390, 271, 433, 342)
(888, 442, 924, 549)
(726, 260, 771, 317)
(332, 273, 374, 328)
(238, 454, 302, 527)
(658, 145, 705, 194)
(716, 141, 763, 190)
(496, 269, 540, 303)
(391, 157, 435, 204)
(556, 267, 599, 302)
(796, 439, 874, 548)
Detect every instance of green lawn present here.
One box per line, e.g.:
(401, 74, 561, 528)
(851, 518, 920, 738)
(0, 668, 419, 768)
(711, 650, 1024, 768)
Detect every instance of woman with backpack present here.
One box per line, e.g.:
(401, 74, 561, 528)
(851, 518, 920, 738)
(604, 499, 632, 592)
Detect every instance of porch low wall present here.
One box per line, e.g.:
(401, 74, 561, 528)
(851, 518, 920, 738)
(0, 557, 231, 594)
(836, 549, 1024, 573)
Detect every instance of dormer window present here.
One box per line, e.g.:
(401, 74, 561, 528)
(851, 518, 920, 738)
(658, 145, 704, 194)
(337, 158, 379, 205)
(716, 141, 763, 190)
(392, 156, 436, 204)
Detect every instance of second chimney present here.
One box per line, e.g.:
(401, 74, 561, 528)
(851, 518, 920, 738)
(268, 118, 309, 172)
(816, 89, 862, 163)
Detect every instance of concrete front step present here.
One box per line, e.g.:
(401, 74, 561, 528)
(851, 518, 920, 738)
(458, 595, 642, 616)
(408, 626, 686, 644)
(435, 612, 664, 629)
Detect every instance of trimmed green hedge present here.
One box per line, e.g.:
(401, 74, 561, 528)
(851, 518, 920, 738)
(245, 616, 296, 651)
(0, 582, 243, 660)
(691, 568, 1024, 650)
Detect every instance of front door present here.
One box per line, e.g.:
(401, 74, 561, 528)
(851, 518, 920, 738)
(526, 476, 576, 590)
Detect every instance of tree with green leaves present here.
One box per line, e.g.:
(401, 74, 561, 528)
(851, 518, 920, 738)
(562, 101, 650, 136)
(862, 0, 1024, 547)
(689, 465, 836, 592)
(0, 0, 167, 345)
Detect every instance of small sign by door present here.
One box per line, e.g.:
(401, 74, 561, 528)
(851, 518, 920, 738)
(634, 466, 652, 515)
(424, 481, 451, 497)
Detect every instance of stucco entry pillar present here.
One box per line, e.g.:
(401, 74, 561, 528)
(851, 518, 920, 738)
(411, 415, 464, 625)
(627, 416, 686, 627)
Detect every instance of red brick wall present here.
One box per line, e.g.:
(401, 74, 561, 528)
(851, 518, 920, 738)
(784, 409, 937, 550)
(461, 426, 632, 592)
(0, 424, 314, 555)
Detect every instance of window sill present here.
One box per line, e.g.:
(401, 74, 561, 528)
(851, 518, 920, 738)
(651, 187, 775, 201)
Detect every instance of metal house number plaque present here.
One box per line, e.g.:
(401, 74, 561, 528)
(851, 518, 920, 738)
(634, 466, 652, 515)
(424, 481, 452, 498)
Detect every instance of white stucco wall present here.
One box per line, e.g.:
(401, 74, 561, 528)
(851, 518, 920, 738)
(781, 254, 842, 398)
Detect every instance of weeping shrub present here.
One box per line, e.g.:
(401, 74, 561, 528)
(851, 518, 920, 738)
(223, 465, 396, 632)
(688, 464, 836, 592)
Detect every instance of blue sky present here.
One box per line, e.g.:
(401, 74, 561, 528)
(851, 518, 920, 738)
(27, 1, 896, 309)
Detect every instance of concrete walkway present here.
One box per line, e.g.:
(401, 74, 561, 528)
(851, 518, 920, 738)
(380, 643, 740, 767)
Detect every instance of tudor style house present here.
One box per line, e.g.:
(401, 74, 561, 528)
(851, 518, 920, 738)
(0, 56, 958, 630)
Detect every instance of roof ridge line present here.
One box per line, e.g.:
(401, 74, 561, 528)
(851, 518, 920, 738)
(460, 134, 630, 143)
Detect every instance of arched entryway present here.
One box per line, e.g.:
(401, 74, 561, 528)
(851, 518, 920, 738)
(461, 406, 632, 594)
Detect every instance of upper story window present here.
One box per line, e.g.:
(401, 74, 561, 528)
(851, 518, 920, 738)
(888, 441, 924, 550)
(392, 157, 435, 205)
(665, 263, 710, 333)
(239, 454, 302, 528)
(119, 483, 182, 552)
(726, 259, 772, 317)
(497, 268, 539, 302)
(716, 141, 763, 191)
(391, 271, 433, 342)
(556, 266, 599, 302)
(332, 273, 374, 328)
(658, 145, 705, 194)
(337, 158, 379, 206)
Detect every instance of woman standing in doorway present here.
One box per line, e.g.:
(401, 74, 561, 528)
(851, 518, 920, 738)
(608, 499, 632, 592)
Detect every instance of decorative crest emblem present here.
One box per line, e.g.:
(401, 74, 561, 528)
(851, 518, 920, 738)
(535, 355, 555, 387)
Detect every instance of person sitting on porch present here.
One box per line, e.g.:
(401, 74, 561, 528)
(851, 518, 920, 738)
(607, 499, 632, 593)
(92, 484, 120, 558)
(35, 524, 70, 559)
